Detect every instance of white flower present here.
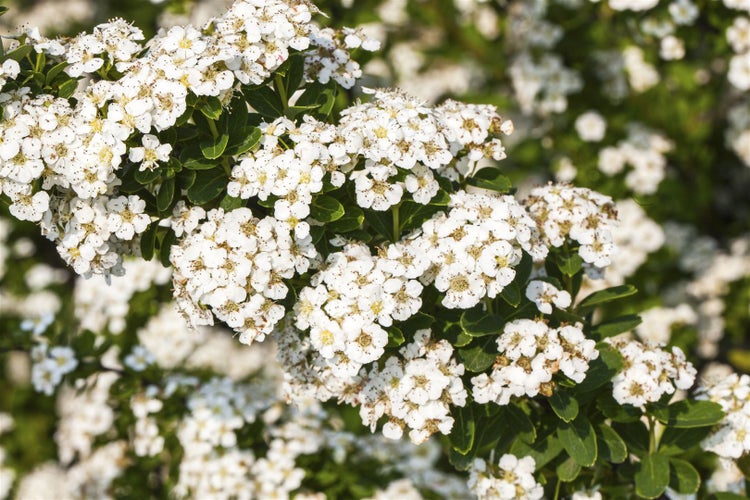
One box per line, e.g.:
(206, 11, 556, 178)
(660, 36, 685, 61)
(125, 345, 156, 371)
(525, 280, 571, 314)
(49, 346, 78, 375)
(107, 195, 151, 240)
(32, 358, 63, 395)
(574, 111, 607, 142)
(128, 134, 172, 171)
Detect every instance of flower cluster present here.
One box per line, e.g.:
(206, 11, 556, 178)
(586, 199, 664, 288)
(338, 89, 513, 198)
(171, 207, 317, 344)
(472, 319, 598, 405)
(697, 371, 750, 459)
(228, 115, 341, 238)
(509, 53, 582, 115)
(635, 304, 697, 344)
(0, 0, 374, 279)
(74, 258, 171, 334)
(277, 323, 468, 445)
(607, 336, 696, 407)
(55, 373, 117, 465)
(523, 183, 618, 270)
(468, 454, 544, 500)
(597, 125, 674, 195)
(356, 328, 467, 444)
(294, 242, 423, 377)
(30, 343, 78, 395)
(419, 190, 545, 309)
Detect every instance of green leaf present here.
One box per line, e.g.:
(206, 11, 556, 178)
(317, 88, 336, 117)
(596, 424, 627, 464)
(275, 54, 305, 101)
(467, 168, 512, 193)
(200, 132, 229, 160)
(225, 127, 261, 156)
(0, 6, 8, 15)
(57, 78, 78, 98)
(363, 210, 393, 241)
(514, 252, 533, 286)
(651, 400, 724, 428)
(183, 156, 218, 170)
(557, 253, 583, 277)
(448, 447, 475, 471)
(157, 178, 175, 213)
(159, 229, 176, 268)
(176, 169, 197, 190)
(386, 326, 405, 347)
(400, 312, 435, 333)
(510, 433, 563, 469)
(140, 224, 158, 261)
(576, 285, 638, 314)
(295, 81, 331, 108)
(709, 494, 750, 500)
(496, 404, 536, 450)
(635, 453, 670, 499)
(187, 169, 226, 204)
(311, 196, 345, 223)
(612, 420, 650, 457)
(219, 195, 244, 211)
(454, 331, 473, 348)
(659, 426, 713, 456)
(549, 390, 578, 422)
(244, 85, 284, 118)
(458, 337, 496, 372)
(499, 281, 521, 307)
(73, 330, 96, 354)
(590, 314, 641, 339)
(329, 206, 364, 233)
(449, 405, 475, 454)
(668, 458, 700, 494)
(736, 453, 750, 480)
(5, 44, 32, 62)
(134, 167, 161, 185)
(575, 343, 623, 392)
(197, 96, 223, 120)
(460, 307, 502, 337)
(556, 457, 581, 482)
(557, 414, 597, 467)
(398, 200, 443, 233)
(45, 61, 68, 85)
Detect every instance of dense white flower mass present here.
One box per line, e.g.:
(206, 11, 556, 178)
(468, 454, 544, 500)
(607, 336, 696, 407)
(277, 321, 467, 445)
(697, 371, 750, 459)
(472, 319, 598, 405)
(171, 207, 317, 344)
(523, 183, 618, 271)
(419, 190, 546, 309)
(0, 0, 375, 280)
(356, 329, 467, 444)
(337, 89, 513, 191)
